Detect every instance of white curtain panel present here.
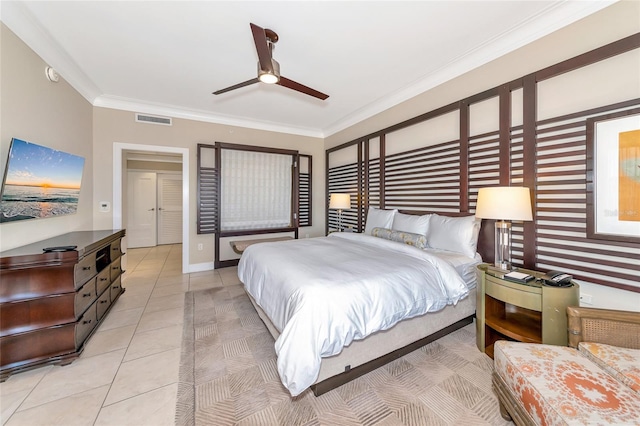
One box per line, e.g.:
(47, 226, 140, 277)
(221, 149, 292, 231)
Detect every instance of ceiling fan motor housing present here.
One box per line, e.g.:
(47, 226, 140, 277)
(258, 59, 280, 84)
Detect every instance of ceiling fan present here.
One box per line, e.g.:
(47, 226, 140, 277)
(213, 23, 329, 100)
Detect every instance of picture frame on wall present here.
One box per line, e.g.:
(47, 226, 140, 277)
(586, 108, 640, 243)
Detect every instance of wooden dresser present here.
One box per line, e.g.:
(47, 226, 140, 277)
(0, 229, 126, 381)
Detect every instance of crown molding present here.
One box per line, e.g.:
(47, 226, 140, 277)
(322, 0, 617, 137)
(94, 95, 325, 139)
(2, 1, 102, 103)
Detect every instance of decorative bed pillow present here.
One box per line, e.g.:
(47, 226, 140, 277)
(372, 227, 428, 249)
(364, 207, 397, 235)
(428, 214, 481, 258)
(391, 212, 431, 236)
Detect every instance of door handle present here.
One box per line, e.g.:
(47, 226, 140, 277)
(148, 208, 155, 211)
(158, 207, 163, 211)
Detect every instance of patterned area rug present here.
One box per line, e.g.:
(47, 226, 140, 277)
(176, 285, 511, 426)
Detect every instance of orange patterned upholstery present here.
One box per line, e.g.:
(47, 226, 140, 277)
(579, 342, 640, 393)
(494, 341, 640, 425)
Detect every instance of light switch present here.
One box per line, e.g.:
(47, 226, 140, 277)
(99, 201, 110, 212)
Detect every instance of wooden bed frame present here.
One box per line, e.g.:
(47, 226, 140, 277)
(245, 211, 495, 396)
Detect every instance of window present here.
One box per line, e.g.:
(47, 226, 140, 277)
(197, 143, 312, 234)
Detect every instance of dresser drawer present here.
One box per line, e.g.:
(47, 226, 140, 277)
(75, 303, 97, 349)
(1, 294, 75, 337)
(485, 278, 541, 312)
(74, 252, 97, 289)
(109, 258, 122, 282)
(96, 288, 111, 321)
(110, 276, 123, 303)
(96, 268, 111, 296)
(74, 277, 97, 318)
(1, 323, 76, 370)
(110, 240, 122, 260)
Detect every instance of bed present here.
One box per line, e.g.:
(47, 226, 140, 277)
(238, 209, 493, 397)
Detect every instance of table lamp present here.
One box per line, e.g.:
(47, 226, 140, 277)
(475, 186, 533, 270)
(329, 193, 351, 232)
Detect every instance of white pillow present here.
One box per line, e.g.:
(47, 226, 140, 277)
(392, 212, 431, 236)
(428, 214, 481, 258)
(364, 207, 397, 235)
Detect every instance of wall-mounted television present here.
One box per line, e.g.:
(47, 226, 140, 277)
(0, 138, 85, 223)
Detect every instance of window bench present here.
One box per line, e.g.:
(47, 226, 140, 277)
(230, 236, 294, 255)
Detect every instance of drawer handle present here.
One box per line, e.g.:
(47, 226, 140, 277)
(112, 247, 119, 251)
(100, 277, 108, 282)
(82, 319, 92, 325)
(112, 266, 120, 271)
(82, 293, 92, 297)
(100, 300, 108, 304)
(82, 266, 91, 271)
(112, 285, 120, 290)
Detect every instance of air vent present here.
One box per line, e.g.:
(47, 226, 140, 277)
(135, 113, 172, 126)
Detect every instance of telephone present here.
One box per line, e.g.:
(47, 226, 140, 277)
(541, 270, 573, 287)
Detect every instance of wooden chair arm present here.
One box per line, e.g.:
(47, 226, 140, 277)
(567, 306, 640, 350)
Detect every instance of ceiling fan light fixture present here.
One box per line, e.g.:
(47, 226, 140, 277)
(257, 58, 280, 84)
(259, 72, 279, 84)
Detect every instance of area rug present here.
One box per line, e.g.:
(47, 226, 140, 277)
(176, 285, 510, 426)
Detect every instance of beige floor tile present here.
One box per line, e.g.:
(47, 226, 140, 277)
(136, 307, 184, 333)
(1, 389, 30, 425)
(110, 292, 149, 312)
(150, 282, 189, 298)
(104, 348, 180, 406)
(123, 325, 182, 362)
(20, 350, 125, 410)
(146, 293, 185, 311)
(120, 282, 155, 298)
(189, 280, 224, 291)
(94, 383, 177, 426)
(0, 366, 51, 397)
(97, 308, 145, 332)
(81, 325, 137, 358)
(5, 385, 108, 426)
(189, 273, 222, 286)
(155, 275, 189, 287)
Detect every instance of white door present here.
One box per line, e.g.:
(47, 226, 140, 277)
(127, 171, 157, 248)
(157, 174, 183, 245)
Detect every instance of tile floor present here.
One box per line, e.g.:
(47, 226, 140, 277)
(1, 244, 238, 426)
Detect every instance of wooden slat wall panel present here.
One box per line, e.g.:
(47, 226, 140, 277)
(198, 167, 218, 234)
(299, 172, 311, 227)
(535, 103, 640, 293)
(384, 140, 461, 212)
(327, 162, 358, 232)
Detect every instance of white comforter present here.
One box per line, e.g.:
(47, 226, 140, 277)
(237, 232, 470, 396)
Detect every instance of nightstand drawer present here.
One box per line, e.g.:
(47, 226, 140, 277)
(485, 279, 541, 312)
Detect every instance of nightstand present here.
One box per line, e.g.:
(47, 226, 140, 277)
(476, 264, 580, 358)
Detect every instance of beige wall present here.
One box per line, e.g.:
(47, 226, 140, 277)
(324, 1, 640, 149)
(92, 108, 325, 268)
(323, 1, 640, 312)
(0, 24, 93, 252)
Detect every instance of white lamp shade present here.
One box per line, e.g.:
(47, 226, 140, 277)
(329, 193, 351, 210)
(475, 187, 533, 221)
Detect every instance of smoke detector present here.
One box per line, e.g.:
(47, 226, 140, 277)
(45, 66, 59, 83)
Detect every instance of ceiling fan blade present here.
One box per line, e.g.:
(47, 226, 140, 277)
(278, 76, 329, 100)
(250, 23, 273, 73)
(212, 78, 260, 95)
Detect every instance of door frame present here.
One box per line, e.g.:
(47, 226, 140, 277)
(113, 143, 189, 274)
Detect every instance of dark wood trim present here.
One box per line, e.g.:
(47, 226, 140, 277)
(219, 227, 297, 238)
(310, 315, 474, 396)
(522, 74, 537, 268)
(536, 32, 640, 82)
(380, 135, 386, 210)
(357, 141, 363, 231)
(215, 141, 298, 156)
(585, 108, 640, 244)
(499, 85, 510, 185)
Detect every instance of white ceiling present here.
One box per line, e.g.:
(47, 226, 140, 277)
(2, 1, 615, 138)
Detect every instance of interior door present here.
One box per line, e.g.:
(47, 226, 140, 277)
(127, 171, 157, 248)
(157, 173, 183, 245)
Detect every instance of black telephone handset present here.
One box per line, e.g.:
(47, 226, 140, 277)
(542, 270, 573, 287)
